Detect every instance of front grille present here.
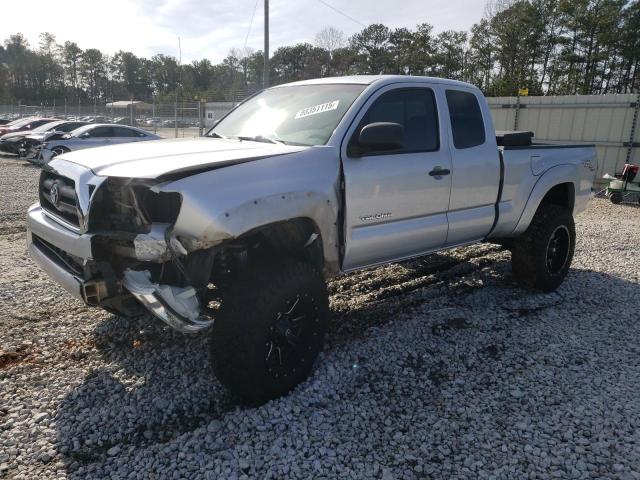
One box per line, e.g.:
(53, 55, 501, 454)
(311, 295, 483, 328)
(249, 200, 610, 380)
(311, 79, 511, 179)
(32, 234, 84, 277)
(39, 171, 80, 228)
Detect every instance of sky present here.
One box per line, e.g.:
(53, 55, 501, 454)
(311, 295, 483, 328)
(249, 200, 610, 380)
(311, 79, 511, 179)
(2, 0, 488, 63)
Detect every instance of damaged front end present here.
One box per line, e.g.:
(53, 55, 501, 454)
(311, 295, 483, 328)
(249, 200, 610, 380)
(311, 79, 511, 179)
(88, 177, 220, 333)
(28, 166, 220, 333)
(29, 150, 337, 335)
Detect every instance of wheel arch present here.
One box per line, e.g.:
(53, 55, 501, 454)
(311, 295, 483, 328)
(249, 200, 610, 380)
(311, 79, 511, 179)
(221, 217, 330, 275)
(51, 145, 70, 151)
(512, 165, 578, 236)
(49, 145, 71, 158)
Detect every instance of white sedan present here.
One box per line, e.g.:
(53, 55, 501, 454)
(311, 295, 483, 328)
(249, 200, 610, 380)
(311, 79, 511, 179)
(34, 124, 161, 164)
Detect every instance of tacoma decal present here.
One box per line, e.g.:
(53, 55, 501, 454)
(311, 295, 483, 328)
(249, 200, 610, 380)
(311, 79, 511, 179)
(360, 212, 392, 222)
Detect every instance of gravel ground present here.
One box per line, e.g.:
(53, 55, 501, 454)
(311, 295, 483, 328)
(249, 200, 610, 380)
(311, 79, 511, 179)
(1, 153, 639, 479)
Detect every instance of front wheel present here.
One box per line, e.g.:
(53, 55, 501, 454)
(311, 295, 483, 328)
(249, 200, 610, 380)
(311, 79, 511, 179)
(511, 205, 575, 292)
(50, 146, 70, 158)
(211, 256, 329, 405)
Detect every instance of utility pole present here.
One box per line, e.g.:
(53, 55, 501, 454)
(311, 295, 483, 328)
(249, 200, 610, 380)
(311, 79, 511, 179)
(176, 36, 181, 138)
(263, 0, 269, 88)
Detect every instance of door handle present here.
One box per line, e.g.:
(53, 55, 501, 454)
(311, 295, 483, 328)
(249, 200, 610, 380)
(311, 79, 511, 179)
(428, 167, 450, 177)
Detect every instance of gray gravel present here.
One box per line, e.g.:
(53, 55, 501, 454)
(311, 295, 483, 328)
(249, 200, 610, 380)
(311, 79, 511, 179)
(1, 153, 640, 479)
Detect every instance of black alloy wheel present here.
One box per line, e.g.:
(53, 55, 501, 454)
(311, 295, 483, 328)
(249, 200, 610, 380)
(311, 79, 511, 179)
(545, 225, 571, 275)
(265, 292, 322, 379)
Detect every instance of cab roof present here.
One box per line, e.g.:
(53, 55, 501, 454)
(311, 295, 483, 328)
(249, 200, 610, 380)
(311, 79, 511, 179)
(272, 75, 477, 90)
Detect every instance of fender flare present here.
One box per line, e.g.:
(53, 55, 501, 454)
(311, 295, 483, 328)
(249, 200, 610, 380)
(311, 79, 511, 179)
(512, 164, 577, 236)
(168, 190, 341, 275)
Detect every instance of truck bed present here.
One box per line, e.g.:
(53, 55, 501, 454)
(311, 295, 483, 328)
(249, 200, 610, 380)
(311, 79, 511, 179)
(495, 130, 596, 151)
(489, 141, 597, 238)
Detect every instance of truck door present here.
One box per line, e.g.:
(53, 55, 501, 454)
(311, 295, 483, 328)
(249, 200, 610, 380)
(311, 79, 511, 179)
(341, 85, 452, 270)
(443, 88, 501, 245)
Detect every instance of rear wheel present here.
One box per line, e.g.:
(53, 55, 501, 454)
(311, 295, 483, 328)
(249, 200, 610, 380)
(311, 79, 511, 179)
(210, 256, 329, 405)
(511, 204, 575, 292)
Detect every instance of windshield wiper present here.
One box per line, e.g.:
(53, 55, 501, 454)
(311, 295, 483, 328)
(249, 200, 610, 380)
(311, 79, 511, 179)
(209, 132, 230, 140)
(234, 135, 285, 145)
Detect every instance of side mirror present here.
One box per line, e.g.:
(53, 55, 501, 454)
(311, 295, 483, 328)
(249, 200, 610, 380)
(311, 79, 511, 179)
(80, 132, 91, 139)
(358, 122, 404, 153)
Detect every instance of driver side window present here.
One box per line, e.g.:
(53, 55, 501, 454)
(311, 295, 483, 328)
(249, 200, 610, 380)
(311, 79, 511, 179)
(351, 88, 439, 156)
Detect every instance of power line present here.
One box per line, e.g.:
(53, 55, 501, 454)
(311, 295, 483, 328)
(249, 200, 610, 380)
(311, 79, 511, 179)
(243, 0, 261, 50)
(315, 0, 367, 28)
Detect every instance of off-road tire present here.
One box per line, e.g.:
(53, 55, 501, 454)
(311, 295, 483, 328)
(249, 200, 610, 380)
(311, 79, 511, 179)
(211, 256, 329, 405)
(511, 204, 575, 292)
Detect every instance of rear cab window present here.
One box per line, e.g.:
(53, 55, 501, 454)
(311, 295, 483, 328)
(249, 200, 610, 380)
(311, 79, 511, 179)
(445, 90, 485, 149)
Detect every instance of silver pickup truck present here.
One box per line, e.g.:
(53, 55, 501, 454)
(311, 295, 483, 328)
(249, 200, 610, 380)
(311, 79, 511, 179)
(27, 76, 597, 403)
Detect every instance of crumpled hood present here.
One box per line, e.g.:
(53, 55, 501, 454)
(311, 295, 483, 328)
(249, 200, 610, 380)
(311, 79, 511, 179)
(57, 137, 308, 179)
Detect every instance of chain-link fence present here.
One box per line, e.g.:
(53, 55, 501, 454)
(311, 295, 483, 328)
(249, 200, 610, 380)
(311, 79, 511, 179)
(0, 101, 236, 139)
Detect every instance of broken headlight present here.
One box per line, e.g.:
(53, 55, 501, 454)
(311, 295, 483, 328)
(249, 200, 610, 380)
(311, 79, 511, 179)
(89, 179, 182, 233)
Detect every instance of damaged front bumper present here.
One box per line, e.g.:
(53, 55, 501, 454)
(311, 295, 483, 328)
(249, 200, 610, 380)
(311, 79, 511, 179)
(27, 204, 95, 302)
(122, 269, 213, 333)
(26, 203, 212, 333)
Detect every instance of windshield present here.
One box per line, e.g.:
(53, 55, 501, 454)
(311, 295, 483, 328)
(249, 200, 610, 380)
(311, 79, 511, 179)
(7, 117, 36, 129)
(32, 121, 64, 133)
(71, 125, 99, 137)
(209, 84, 366, 146)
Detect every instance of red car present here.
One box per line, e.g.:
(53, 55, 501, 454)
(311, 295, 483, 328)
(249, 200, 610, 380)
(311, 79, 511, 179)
(0, 117, 58, 137)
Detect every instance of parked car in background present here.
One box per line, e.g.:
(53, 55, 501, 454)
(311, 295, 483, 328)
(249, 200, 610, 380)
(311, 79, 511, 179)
(0, 120, 88, 156)
(34, 124, 161, 164)
(0, 117, 58, 137)
(0, 117, 38, 135)
(0, 117, 22, 128)
(160, 119, 191, 128)
(140, 117, 162, 128)
(79, 115, 109, 123)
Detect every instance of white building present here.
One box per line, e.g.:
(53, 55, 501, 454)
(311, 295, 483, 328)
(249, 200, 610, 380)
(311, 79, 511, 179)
(204, 102, 236, 128)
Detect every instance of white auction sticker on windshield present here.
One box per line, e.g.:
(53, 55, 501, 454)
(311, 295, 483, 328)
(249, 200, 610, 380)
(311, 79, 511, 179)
(295, 100, 340, 119)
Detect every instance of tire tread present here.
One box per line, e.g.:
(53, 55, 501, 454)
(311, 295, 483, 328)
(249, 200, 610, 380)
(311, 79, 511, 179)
(211, 256, 328, 404)
(511, 204, 575, 292)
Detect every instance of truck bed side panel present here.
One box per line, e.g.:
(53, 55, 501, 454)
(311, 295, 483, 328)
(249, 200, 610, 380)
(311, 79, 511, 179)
(489, 145, 597, 237)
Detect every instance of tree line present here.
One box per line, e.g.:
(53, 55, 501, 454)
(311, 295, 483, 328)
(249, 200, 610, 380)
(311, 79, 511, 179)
(1, 0, 638, 106)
